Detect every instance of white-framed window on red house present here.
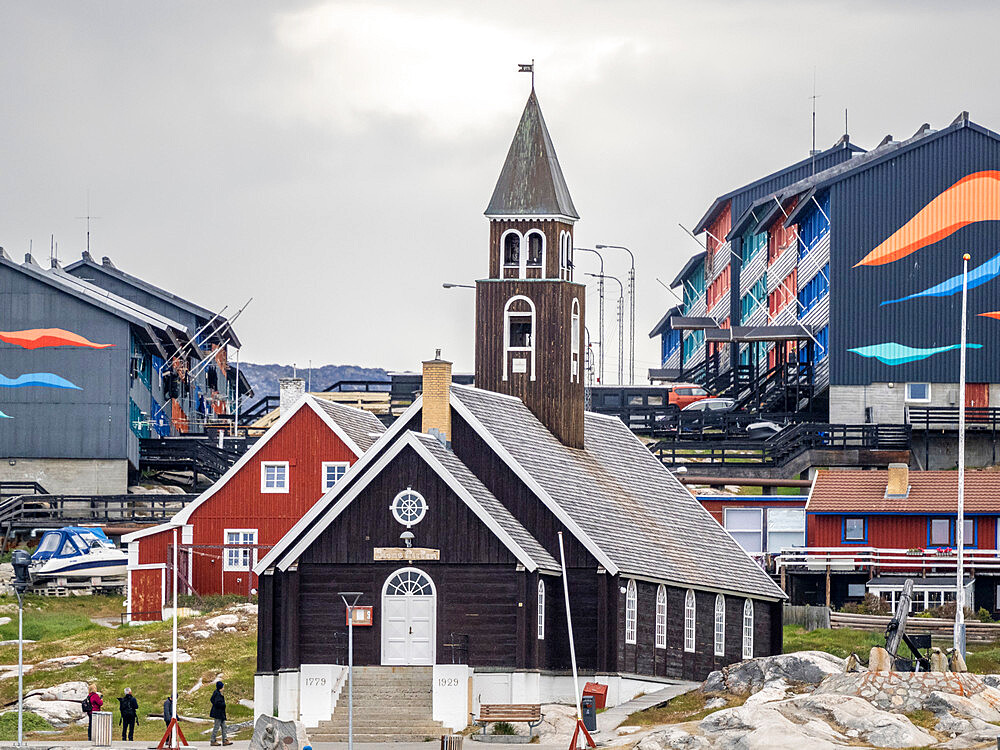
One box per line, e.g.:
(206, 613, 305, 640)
(322, 461, 350, 492)
(224, 529, 257, 571)
(261, 461, 289, 493)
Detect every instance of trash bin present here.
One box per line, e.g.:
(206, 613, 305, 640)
(581, 695, 597, 732)
(441, 734, 463, 750)
(583, 681, 608, 710)
(91, 711, 113, 747)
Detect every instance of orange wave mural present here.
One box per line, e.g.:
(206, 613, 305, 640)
(0, 328, 113, 350)
(855, 171, 1000, 267)
(980, 311, 1000, 321)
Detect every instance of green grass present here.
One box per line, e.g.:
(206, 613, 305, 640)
(0, 596, 257, 743)
(625, 690, 737, 726)
(0, 711, 53, 740)
(736, 486, 806, 496)
(782, 624, 885, 658)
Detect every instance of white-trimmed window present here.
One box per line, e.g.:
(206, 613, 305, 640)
(322, 461, 350, 491)
(502, 230, 522, 276)
(684, 589, 696, 653)
(724, 508, 763, 554)
(655, 584, 667, 649)
(526, 230, 545, 271)
(570, 298, 581, 383)
(625, 579, 637, 645)
(503, 295, 536, 381)
(224, 529, 257, 571)
(559, 231, 573, 281)
(714, 594, 726, 656)
(905, 382, 931, 403)
(766, 508, 806, 553)
(261, 461, 289, 493)
(742, 599, 754, 659)
(537, 579, 545, 640)
(390, 489, 427, 528)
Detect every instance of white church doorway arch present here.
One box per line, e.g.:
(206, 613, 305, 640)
(381, 567, 436, 665)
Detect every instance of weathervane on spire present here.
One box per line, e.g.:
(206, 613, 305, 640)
(518, 59, 535, 89)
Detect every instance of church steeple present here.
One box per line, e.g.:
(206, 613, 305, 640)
(476, 89, 586, 448)
(485, 90, 579, 221)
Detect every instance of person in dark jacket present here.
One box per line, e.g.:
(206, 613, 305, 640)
(163, 696, 173, 727)
(210, 681, 231, 746)
(118, 688, 138, 741)
(86, 684, 103, 741)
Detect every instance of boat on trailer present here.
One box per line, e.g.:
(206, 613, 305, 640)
(30, 527, 127, 581)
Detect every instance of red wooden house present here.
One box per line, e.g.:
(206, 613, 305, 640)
(780, 464, 1000, 613)
(123, 394, 384, 621)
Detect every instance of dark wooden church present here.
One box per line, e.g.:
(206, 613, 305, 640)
(253, 89, 785, 729)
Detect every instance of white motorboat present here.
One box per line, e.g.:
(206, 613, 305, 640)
(30, 527, 127, 580)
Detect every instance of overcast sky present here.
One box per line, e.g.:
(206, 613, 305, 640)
(3, 1, 998, 379)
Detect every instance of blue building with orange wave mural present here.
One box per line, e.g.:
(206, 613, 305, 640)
(0, 250, 250, 493)
(655, 113, 1000, 467)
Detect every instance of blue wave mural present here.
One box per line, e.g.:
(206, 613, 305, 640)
(0, 411, 10, 419)
(0, 373, 82, 390)
(880, 251, 1000, 306)
(848, 342, 983, 366)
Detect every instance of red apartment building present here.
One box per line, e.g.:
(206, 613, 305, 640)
(123, 391, 384, 621)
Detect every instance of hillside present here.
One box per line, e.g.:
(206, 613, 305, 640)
(239, 363, 389, 399)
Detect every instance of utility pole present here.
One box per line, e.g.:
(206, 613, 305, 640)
(587, 272, 624, 384)
(955, 253, 970, 657)
(576, 248, 606, 383)
(597, 245, 635, 384)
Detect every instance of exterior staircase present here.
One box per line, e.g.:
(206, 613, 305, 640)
(308, 666, 448, 742)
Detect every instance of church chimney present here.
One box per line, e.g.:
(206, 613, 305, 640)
(421, 349, 452, 444)
(279, 377, 306, 414)
(886, 463, 909, 497)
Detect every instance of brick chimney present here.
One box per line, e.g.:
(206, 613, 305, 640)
(886, 463, 909, 498)
(421, 349, 452, 444)
(279, 377, 306, 415)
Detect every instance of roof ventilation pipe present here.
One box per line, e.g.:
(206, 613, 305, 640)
(278, 377, 306, 415)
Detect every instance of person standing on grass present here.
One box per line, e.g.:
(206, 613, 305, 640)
(210, 681, 231, 746)
(163, 696, 173, 727)
(86, 684, 103, 741)
(118, 687, 138, 741)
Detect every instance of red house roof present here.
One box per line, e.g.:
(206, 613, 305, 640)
(807, 469, 1000, 514)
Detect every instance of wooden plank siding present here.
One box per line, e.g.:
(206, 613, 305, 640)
(809, 514, 999, 550)
(474, 281, 585, 447)
(488, 220, 575, 280)
(616, 580, 781, 682)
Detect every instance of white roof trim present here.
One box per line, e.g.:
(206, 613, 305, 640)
(166, 395, 342, 528)
(255, 396, 424, 573)
(122, 521, 172, 543)
(408, 436, 543, 572)
(803, 470, 820, 511)
(449, 390, 620, 575)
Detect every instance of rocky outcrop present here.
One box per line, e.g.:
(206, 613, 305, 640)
(703, 651, 845, 695)
(813, 672, 993, 713)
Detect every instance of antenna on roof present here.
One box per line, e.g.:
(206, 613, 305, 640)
(810, 68, 821, 172)
(308, 360, 312, 392)
(76, 191, 100, 254)
(844, 108, 848, 140)
(518, 59, 535, 90)
(50, 235, 56, 267)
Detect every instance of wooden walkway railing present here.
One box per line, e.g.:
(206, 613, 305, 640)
(830, 611, 1000, 643)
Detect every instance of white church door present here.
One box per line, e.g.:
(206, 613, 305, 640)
(381, 567, 436, 665)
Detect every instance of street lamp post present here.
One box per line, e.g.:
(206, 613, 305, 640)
(11, 551, 30, 748)
(339, 592, 363, 750)
(442, 283, 476, 289)
(597, 244, 635, 384)
(586, 272, 624, 384)
(955, 253, 970, 657)
(576, 248, 605, 384)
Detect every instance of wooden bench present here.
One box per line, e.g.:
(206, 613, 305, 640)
(474, 704, 543, 736)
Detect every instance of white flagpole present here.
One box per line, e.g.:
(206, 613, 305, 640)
(557, 533, 583, 729)
(955, 253, 970, 656)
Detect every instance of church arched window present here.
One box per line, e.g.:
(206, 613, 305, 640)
(502, 231, 522, 276)
(570, 298, 581, 382)
(503, 295, 536, 381)
(526, 231, 544, 271)
(559, 231, 572, 280)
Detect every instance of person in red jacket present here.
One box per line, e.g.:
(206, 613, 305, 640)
(86, 684, 103, 741)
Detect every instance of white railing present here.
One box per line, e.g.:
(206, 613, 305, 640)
(776, 546, 1000, 572)
(798, 231, 831, 291)
(685, 294, 707, 319)
(767, 246, 797, 293)
(708, 288, 730, 319)
(740, 250, 767, 295)
(773, 304, 798, 327)
(665, 347, 681, 371)
(708, 243, 731, 283)
(801, 292, 830, 329)
(684, 344, 706, 370)
(815, 357, 830, 392)
(745, 303, 769, 328)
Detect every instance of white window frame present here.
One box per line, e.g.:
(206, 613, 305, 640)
(224, 528, 257, 571)
(625, 579, 637, 645)
(260, 461, 289, 493)
(655, 584, 667, 649)
(321, 461, 350, 492)
(742, 599, 754, 659)
(559, 231, 573, 281)
(684, 589, 696, 653)
(500, 229, 523, 277)
(905, 382, 931, 403)
(525, 229, 545, 274)
(503, 295, 537, 381)
(537, 579, 545, 640)
(724, 508, 764, 555)
(714, 594, 725, 657)
(570, 298, 581, 383)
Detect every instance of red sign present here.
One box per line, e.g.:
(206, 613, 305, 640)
(346, 606, 373, 627)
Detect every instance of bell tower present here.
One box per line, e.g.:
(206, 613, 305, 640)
(475, 89, 586, 448)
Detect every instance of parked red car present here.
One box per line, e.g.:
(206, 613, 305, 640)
(667, 383, 711, 409)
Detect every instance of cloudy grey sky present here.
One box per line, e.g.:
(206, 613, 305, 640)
(3, 1, 998, 378)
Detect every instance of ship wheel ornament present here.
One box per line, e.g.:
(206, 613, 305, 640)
(390, 488, 427, 528)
